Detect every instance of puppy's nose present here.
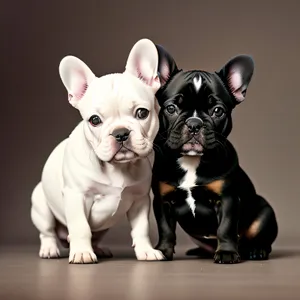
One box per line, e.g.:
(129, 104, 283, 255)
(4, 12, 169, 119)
(185, 117, 203, 134)
(111, 128, 131, 143)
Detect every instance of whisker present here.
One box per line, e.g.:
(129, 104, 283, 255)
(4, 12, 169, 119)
(206, 129, 228, 141)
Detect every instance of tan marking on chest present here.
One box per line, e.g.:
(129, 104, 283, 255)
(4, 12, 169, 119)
(205, 179, 225, 195)
(245, 219, 261, 239)
(159, 182, 176, 196)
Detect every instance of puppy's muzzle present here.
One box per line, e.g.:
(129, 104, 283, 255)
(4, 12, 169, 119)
(185, 117, 203, 134)
(111, 128, 131, 143)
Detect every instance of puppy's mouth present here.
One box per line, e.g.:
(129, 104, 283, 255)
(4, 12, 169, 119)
(181, 138, 204, 156)
(112, 146, 138, 163)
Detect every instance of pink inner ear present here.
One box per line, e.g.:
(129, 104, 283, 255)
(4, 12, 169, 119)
(135, 58, 153, 86)
(69, 70, 89, 102)
(228, 69, 244, 102)
(136, 63, 149, 84)
(159, 60, 171, 85)
(134, 58, 159, 88)
(75, 81, 88, 99)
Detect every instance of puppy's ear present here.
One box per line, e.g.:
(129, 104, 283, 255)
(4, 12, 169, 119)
(59, 56, 96, 108)
(217, 55, 254, 104)
(125, 38, 161, 93)
(155, 44, 180, 86)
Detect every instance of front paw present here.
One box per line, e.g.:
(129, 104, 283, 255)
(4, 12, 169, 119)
(214, 250, 241, 264)
(134, 246, 165, 261)
(69, 245, 98, 264)
(155, 243, 175, 261)
(39, 237, 60, 259)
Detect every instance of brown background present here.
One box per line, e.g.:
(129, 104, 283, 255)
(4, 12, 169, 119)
(1, 0, 299, 249)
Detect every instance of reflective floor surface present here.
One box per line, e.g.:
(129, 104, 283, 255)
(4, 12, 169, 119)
(0, 245, 299, 300)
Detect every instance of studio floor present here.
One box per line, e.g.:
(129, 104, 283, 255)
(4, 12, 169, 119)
(1, 244, 299, 300)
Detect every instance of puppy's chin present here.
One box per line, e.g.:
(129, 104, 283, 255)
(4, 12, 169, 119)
(181, 142, 204, 157)
(112, 148, 138, 164)
(95, 145, 138, 164)
(96, 144, 152, 164)
(111, 146, 153, 164)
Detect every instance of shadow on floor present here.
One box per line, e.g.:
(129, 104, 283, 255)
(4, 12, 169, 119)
(91, 246, 300, 263)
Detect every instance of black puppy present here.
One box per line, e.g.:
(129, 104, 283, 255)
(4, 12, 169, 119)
(152, 45, 278, 264)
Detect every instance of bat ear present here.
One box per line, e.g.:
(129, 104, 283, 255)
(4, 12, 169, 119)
(155, 44, 180, 86)
(124, 38, 161, 93)
(217, 55, 254, 104)
(59, 56, 95, 108)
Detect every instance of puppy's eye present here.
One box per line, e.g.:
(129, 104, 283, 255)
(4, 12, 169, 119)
(212, 107, 225, 118)
(89, 115, 102, 126)
(136, 108, 149, 120)
(166, 104, 176, 115)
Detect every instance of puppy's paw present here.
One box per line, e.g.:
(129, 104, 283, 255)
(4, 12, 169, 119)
(214, 250, 241, 264)
(39, 237, 60, 259)
(39, 246, 60, 259)
(134, 247, 165, 261)
(93, 246, 113, 259)
(241, 248, 269, 261)
(69, 250, 98, 264)
(155, 244, 175, 261)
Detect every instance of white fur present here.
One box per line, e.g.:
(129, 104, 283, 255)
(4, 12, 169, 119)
(193, 75, 202, 93)
(177, 156, 201, 217)
(31, 39, 165, 264)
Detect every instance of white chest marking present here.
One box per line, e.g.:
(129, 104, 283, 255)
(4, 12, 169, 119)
(177, 156, 201, 217)
(193, 75, 202, 93)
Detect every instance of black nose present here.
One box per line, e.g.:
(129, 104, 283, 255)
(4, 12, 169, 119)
(185, 117, 203, 134)
(111, 128, 131, 143)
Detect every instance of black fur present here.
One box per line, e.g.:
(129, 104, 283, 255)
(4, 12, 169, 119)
(152, 45, 278, 264)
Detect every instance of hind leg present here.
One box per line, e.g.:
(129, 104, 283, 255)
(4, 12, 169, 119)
(239, 199, 278, 261)
(31, 182, 60, 259)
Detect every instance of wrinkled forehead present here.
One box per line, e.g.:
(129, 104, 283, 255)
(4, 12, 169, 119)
(161, 71, 233, 108)
(83, 73, 155, 113)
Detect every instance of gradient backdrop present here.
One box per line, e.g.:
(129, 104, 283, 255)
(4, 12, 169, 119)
(1, 0, 299, 249)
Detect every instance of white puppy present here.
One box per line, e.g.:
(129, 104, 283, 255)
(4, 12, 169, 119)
(31, 38, 165, 264)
